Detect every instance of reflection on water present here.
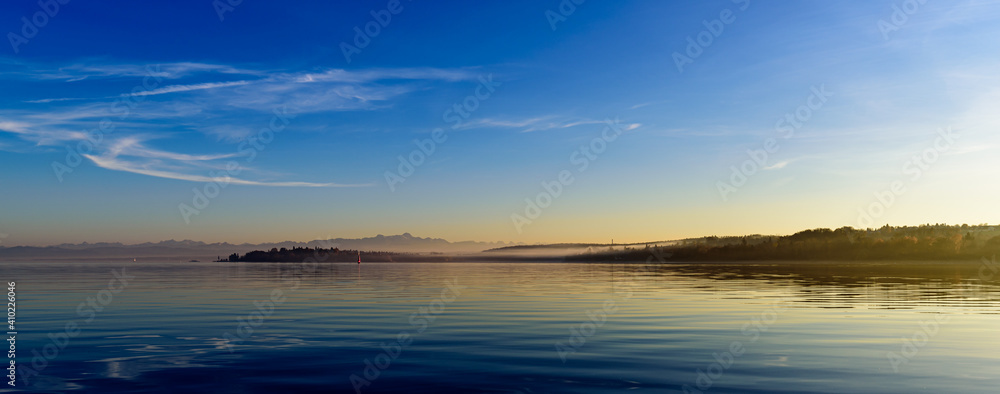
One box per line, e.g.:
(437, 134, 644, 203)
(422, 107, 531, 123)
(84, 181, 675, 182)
(4, 260, 999, 393)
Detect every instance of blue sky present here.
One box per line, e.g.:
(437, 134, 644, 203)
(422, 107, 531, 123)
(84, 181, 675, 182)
(2, 0, 1000, 246)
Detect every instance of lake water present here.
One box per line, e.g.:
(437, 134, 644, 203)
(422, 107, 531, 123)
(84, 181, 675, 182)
(3, 260, 999, 393)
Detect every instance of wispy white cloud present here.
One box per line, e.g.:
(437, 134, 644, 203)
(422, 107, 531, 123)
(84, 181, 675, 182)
(3, 62, 265, 81)
(0, 118, 93, 145)
(2, 60, 476, 186)
(763, 160, 791, 170)
(84, 153, 369, 187)
(24, 97, 90, 104)
(128, 80, 251, 97)
(622, 123, 642, 132)
(0, 121, 31, 133)
(106, 137, 240, 162)
(456, 116, 609, 132)
(763, 156, 810, 171)
(80, 136, 371, 187)
(211, 81, 416, 113)
(22, 65, 470, 113)
(455, 116, 555, 130)
(290, 67, 479, 84)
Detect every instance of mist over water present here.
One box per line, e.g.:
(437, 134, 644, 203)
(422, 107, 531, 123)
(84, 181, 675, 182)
(4, 260, 998, 393)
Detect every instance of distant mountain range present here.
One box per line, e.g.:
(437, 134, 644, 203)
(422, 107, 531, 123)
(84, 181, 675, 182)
(0, 233, 518, 261)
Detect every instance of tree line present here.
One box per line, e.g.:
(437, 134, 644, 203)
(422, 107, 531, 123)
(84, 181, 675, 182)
(223, 247, 452, 262)
(569, 224, 1000, 261)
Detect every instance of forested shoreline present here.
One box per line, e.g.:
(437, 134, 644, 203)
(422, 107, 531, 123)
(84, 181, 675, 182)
(566, 225, 1000, 261)
(224, 225, 1000, 263)
(223, 247, 453, 262)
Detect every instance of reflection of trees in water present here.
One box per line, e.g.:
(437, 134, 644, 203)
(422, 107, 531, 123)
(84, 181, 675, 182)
(610, 261, 1000, 311)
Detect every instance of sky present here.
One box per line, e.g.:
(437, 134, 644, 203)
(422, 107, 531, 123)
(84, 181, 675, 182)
(2, 0, 1000, 246)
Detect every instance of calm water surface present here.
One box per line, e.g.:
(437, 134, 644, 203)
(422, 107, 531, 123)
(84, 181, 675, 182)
(3, 260, 999, 393)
